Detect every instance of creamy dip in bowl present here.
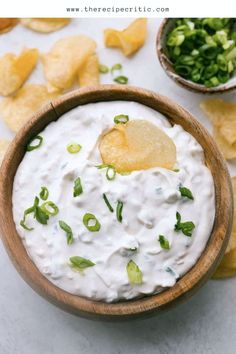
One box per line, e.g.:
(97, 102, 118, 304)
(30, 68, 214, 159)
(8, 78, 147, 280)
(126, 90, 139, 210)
(0, 86, 232, 318)
(12, 100, 215, 302)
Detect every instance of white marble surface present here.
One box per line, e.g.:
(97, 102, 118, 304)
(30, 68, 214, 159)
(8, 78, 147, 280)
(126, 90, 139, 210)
(0, 18, 236, 354)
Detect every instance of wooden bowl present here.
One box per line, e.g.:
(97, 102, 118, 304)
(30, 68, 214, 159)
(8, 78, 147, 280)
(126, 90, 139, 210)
(0, 85, 233, 320)
(157, 19, 236, 94)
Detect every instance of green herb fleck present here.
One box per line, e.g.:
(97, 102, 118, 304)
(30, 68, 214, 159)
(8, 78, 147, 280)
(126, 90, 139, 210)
(126, 260, 143, 284)
(41, 201, 59, 216)
(114, 114, 129, 124)
(179, 186, 194, 200)
(59, 220, 74, 245)
(26, 136, 43, 152)
(73, 177, 83, 197)
(174, 212, 195, 237)
(67, 143, 82, 154)
(69, 256, 95, 271)
(99, 64, 109, 73)
(83, 213, 101, 232)
(116, 200, 123, 223)
(159, 235, 170, 250)
(111, 63, 122, 75)
(113, 75, 128, 85)
(39, 186, 49, 201)
(102, 193, 114, 212)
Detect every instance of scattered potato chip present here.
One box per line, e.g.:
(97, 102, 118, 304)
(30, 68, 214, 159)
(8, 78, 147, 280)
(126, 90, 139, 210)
(20, 18, 71, 33)
(104, 18, 148, 56)
(201, 99, 236, 160)
(212, 127, 236, 160)
(78, 53, 100, 87)
(213, 177, 236, 278)
(0, 84, 58, 132)
(0, 139, 10, 165)
(0, 18, 18, 34)
(99, 120, 176, 172)
(0, 48, 39, 96)
(42, 35, 96, 91)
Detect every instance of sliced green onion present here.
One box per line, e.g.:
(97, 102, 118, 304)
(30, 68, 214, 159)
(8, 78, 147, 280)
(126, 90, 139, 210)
(41, 201, 59, 216)
(59, 220, 74, 245)
(114, 114, 129, 124)
(99, 64, 109, 73)
(179, 186, 194, 200)
(102, 193, 114, 213)
(20, 206, 35, 231)
(174, 212, 195, 237)
(67, 143, 82, 154)
(83, 213, 101, 232)
(26, 136, 43, 152)
(159, 235, 170, 250)
(111, 63, 122, 75)
(96, 164, 116, 181)
(39, 186, 49, 201)
(113, 76, 128, 85)
(73, 177, 83, 197)
(106, 166, 116, 181)
(116, 200, 123, 223)
(126, 260, 143, 285)
(69, 256, 95, 271)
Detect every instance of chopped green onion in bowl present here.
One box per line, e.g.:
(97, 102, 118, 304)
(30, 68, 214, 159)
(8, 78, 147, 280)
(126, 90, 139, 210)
(165, 18, 236, 88)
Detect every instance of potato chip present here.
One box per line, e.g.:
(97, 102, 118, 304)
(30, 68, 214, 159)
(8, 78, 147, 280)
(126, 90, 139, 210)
(201, 99, 236, 145)
(78, 53, 100, 87)
(104, 18, 148, 56)
(213, 127, 236, 160)
(0, 84, 58, 132)
(213, 177, 236, 278)
(42, 35, 96, 91)
(0, 139, 10, 165)
(0, 18, 18, 34)
(0, 48, 39, 96)
(99, 120, 176, 173)
(20, 18, 70, 33)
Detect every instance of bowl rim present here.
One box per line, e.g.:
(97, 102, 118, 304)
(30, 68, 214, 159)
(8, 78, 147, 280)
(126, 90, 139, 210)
(156, 19, 236, 94)
(0, 84, 233, 320)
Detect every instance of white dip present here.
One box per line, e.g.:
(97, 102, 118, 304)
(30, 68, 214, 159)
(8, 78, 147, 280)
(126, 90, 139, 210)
(12, 101, 215, 302)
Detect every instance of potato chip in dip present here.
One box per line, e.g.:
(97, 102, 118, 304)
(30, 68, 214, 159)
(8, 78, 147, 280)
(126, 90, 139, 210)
(12, 101, 215, 302)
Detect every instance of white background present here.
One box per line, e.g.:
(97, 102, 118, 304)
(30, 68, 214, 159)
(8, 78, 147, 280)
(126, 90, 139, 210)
(0, 0, 236, 17)
(0, 18, 236, 354)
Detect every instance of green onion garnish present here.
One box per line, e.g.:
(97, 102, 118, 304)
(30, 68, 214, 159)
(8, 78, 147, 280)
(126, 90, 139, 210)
(96, 164, 116, 181)
(126, 260, 143, 285)
(179, 186, 194, 200)
(114, 114, 129, 124)
(159, 235, 170, 250)
(39, 186, 49, 201)
(20, 206, 35, 231)
(41, 201, 59, 216)
(26, 136, 43, 152)
(73, 177, 83, 197)
(174, 212, 195, 237)
(113, 75, 128, 85)
(166, 18, 236, 88)
(83, 213, 101, 232)
(102, 193, 114, 212)
(116, 200, 123, 223)
(69, 256, 95, 271)
(111, 63, 122, 75)
(34, 197, 49, 225)
(67, 143, 82, 154)
(106, 166, 116, 181)
(59, 220, 74, 245)
(99, 64, 109, 74)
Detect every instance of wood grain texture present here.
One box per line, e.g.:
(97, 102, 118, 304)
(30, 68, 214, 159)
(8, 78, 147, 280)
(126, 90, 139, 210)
(156, 19, 236, 94)
(0, 85, 233, 320)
